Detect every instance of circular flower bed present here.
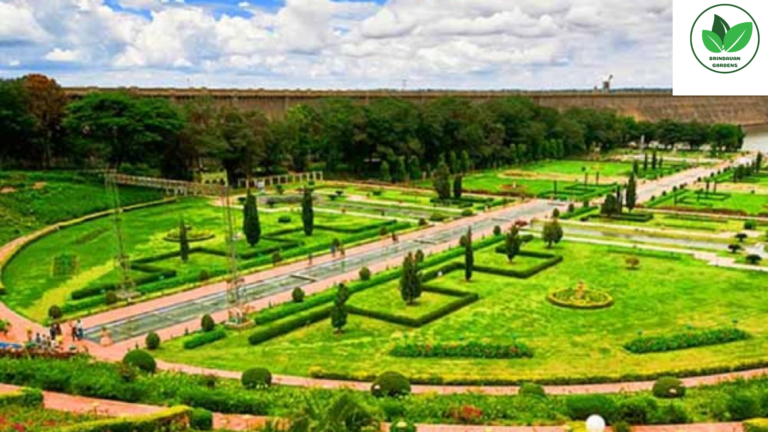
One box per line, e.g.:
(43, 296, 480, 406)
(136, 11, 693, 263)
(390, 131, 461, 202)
(163, 228, 215, 243)
(547, 285, 613, 310)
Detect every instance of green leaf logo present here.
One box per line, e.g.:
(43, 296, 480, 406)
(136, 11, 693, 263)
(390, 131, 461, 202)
(723, 22, 753, 52)
(712, 14, 731, 43)
(702, 30, 724, 53)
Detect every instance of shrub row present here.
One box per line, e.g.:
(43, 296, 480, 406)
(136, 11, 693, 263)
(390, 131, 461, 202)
(183, 328, 227, 350)
(347, 289, 478, 328)
(746, 419, 768, 432)
(390, 340, 533, 359)
(474, 253, 562, 279)
(605, 212, 655, 222)
(560, 206, 598, 220)
(624, 328, 750, 354)
(0, 387, 43, 407)
(248, 307, 332, 345)
(56, 406, 192, 432)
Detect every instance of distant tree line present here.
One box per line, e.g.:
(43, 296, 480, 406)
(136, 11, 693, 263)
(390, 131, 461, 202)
(0, 75, 746, 182)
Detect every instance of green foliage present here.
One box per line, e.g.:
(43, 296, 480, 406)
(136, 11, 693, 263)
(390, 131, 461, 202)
(399, 252, 422, 305)
(359, 267, 371, 281)
(178, 218, 190, 262)
(183, 328, 226, 350)
(617, 396, 657, 424)
(433, 161, 451, 201)
(626, 173, 637, 212)
(122, 350, 157, 374)
(302, 187, 314, 236)
(464, 228, 474, 281)
(380, 160, 392, 182)
(518, 383, 546, 398)
(249, 307, 332, 345)
(55, 406, 192, 432)
(453, 175, 463, 199)
(190, 408, 213, 431)
(145, 332, 161, 350)
(371, 371, 411, 398)
(504, 226, 522, 262)
(393, 156, 407, 183)
(542, 219, 563, 248)
(745, 419, 768, 432)
(625, 328, 750, 354)
(243, 190, 261, 247)
(652, 377, 686, 399)
(565, 394, 617, 421)
(390, 340, 532, 359)
(241, 367, 272, 389)
(48, 305, 62, 320)
(727, 391, 761, 421)
(201, 314, 216, 332)
(331, 284, 349, 333)
(613, 421, 632, 432)
(292, 287, 306, 303)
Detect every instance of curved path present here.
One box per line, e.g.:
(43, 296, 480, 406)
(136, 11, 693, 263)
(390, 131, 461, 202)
(0, 383, 746, 432)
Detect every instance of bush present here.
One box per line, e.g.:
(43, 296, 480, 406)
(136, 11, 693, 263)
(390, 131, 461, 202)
(745, 419, 768, 432)
(418, 218, 428, 227)
(653, 402, 690, 424)
(183, 329, 226, 350)
(272, 251, 282, 266)
(201, 314, 215, 332)
(242, 368, 272, 389)
(493, 225, 502, 236)
(461, 209, 474, 217)
(617, 396, 657, 424)
(359, 267, 371, 281)
(122, 350, 156, 374)
(652, 377, 686, 399)
(292, 288, 305, 303)
(565, 394, 617, 421)
(727, 391, 761, 421)
(105, 291, 118, 305)
(518, 382, 546, 398)
(20, 388, 43, 407)
(145, 332, 160, 350)
(379, 226, 389, 236)
(429, 213, 447, 222)
(613, 421, 631, 432)
(371, 371, 411, 398)
(190, 408, 213, 431)
(390, 419, 417, 432)
(48, 305, 63, 320)
(278, 216, 292, 224)
(199, 269, 211, 282)
(390, 340, 532, 359)
(624, 328, 749, 354)
(745, 220, 757, 230)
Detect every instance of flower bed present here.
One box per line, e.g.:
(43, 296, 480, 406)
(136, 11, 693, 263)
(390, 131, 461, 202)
(547, 287, 613, 310)
(624, 327, 750, 354)
(390, 340, 533, 359)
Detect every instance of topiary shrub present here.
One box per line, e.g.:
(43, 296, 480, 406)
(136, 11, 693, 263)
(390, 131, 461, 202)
(654, 402, 690, 424)
(613, 421, 631, 432)
(359, 267, 371, 281)
(415, 250, 425, 264)
(190, 408, 214, 431)
(122, 349, 157, 374)
(652, 377, 686, 399)
(199, 270, 211, 282)
(565, 394, 617, 421)
(242, 367, 272, 389)
(272, 251, 282, 266)
(745, 220, 757, 230)
(278, 216, 292, 224)
(292, 287, 305, 303)
(390, 419, 417, 432)
(201, 314, 215, 332)
(379, 226, 389, 236)
(145, 332, 161, 350)
(105, 291, 118, 305)
(371, 371, 411, 398)
(48, 305, 63, 321)
(461, 209, 474, 217)
(617, 396, 658, 424)
(493, 225, 502, 236)
(518, 382, 546, 398)
(418, 218, 428, 227)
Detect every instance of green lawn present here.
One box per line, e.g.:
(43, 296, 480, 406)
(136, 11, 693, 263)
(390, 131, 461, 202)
(515, 160, 634, 177)
(648, 190, 768, 216)
(586, 211, 760, 234)
(155, 239, 768, 383)
(2, 198, 410, 322)
(0, 171, 162, 245)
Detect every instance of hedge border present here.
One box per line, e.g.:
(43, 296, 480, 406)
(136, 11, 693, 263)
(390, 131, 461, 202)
(55, 406, 192, 432)
(183, 328, 227, 350)
(347, 287, 478, 328)
(546, 289, 614, 310)
(623, 327, 751, 354)
(745, 419, 768, 432)
(248, 306, 333, 345)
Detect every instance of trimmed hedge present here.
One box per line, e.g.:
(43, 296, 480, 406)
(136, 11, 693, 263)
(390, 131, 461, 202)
(604, 212, 654, 222)
(123, 350, 157, 373)
(745, 419, 768, 432)
(55, 406, 192, 432)
(390, 340, 533, 359)
(475, 252, 562, 279)
(624, 328, 750, 354)
(0, 387, 43, 407)
(652, 377, 686, 399)
(560, 206, 598, 220)
(347, 288, 478, 328)
(249, 307, 332, 345)
(183, 328, 226, 350)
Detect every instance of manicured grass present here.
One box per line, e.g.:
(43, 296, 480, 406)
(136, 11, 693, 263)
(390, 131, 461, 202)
(587, 211, 756, 234)
(155, 239, 768, 383)
(649, 190, 768, 216)
(348, 280, 459, 319)
(515, 160, 634, 177)
(0, 171, 162, 245)
(2, 198, 410, 322)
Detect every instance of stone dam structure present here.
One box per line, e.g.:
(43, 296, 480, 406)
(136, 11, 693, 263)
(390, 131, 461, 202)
(63, 88, 768, 126)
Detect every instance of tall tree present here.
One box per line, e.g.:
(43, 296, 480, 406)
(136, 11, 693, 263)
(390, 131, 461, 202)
(625, 173, 637, 212)
(601, 193, 618, 216)
(302, 187, 314, 236)
(464, 228, 474, 281)
(408, 155, 421, 181)
(460, 150, 472, 173)
(453, 175, 463, 200)
(393, 156, 407, 183)
(331, 284, 349, 334)
(542, 220, 564, 248)
(243, 190, 261, 247)
(399, 252, 422, 305)
(0, 79, 35, 165)
(505, 225, 522, 262)
(433, 160, 451, 200)
(380, 160, 391, 182)
(179, 217, 190, 263)
(21, 74, 66, 168)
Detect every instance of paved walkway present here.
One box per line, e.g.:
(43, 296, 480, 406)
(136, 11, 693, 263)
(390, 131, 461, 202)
(0, 383, 746, 432)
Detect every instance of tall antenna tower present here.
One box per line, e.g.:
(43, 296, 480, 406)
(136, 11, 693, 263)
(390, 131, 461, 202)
(105, 171, 135, 301)
(221, 185, 243, 311)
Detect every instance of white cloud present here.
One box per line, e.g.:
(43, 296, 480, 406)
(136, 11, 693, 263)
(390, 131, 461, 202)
(9, 60, 21, 67)
(0, 0, 673, 89)
(44, 48, 81, 62)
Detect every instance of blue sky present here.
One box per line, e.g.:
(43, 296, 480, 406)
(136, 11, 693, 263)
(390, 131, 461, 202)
(0, 0, 673, 89)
